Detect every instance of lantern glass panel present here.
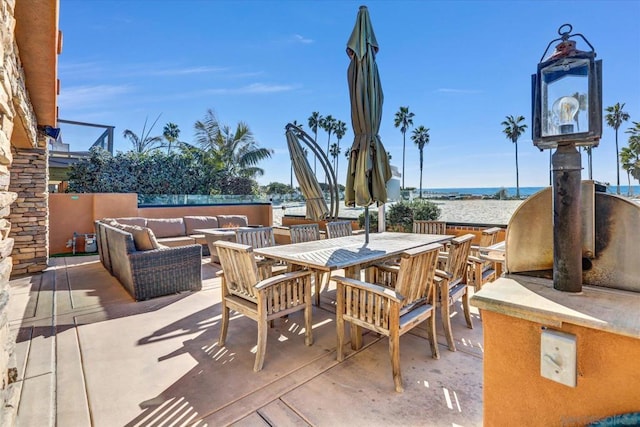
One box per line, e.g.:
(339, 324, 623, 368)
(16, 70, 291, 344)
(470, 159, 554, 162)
(540, 57, 590, 137)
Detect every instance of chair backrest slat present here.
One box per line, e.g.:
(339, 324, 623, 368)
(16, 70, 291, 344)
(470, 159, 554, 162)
(326, 221, 353, 239)
(290, 224, 321, 244)
(235, 227, 275, 249)
(479, 227, 502, 248)
(394, 243, 441, 307)
(442, 234, 474, 287)
(413, 220, 447, 235)
(215, 240, 259, 300)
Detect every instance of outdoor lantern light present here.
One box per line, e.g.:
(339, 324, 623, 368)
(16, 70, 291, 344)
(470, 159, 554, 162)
(532, 24, 602, 149)
(531, 24, 603, 293)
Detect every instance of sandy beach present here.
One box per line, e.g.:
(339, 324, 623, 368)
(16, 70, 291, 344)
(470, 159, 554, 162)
(273, 199, 525, 226)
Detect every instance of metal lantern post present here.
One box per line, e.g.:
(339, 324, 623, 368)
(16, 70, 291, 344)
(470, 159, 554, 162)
(531, 24, 602, 293)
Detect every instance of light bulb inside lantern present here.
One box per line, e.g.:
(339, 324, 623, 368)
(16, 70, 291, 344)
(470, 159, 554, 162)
(552, 96, 579, 134)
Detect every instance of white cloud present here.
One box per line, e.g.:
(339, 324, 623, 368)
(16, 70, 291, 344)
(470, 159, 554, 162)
(206, 83, 298, 95)
(58, 84, 132, 110)
(293, 34, 314, 44)
(143, 66, 228, 76)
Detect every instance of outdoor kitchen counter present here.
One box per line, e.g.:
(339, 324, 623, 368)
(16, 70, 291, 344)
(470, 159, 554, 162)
(471, 274, 640, 340)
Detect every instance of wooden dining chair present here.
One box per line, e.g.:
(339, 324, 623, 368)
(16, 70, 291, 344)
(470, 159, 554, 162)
(235, 227, 277, 279)
(326, 221, 353, 239)
(215, 240, 313, 372)
(288, 224, 327, 306)
(468, 227, 502, 291)
(435, 233, 474, 352)
(333, 243, 442, 392)
(413, 220, 447, 235)
(289, 223, 321, 243)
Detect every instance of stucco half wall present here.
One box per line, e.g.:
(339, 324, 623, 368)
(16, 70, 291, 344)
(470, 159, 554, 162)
(49, 193, 272, 255)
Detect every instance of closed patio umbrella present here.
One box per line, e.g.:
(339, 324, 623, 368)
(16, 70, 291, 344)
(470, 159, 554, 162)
(345, 5, 392, 242)
(286, 129, 329, 221)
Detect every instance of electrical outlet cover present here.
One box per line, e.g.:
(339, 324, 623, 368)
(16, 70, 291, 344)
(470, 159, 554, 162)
(541, 329, 577, 387)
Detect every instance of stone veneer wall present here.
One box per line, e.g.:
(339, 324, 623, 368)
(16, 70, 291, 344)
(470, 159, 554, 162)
(0, 0, 43, 424)
(9, 147, 48, 275)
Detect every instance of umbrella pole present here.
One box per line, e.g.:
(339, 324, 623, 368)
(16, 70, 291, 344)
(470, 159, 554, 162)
(364, 206, 369, 244)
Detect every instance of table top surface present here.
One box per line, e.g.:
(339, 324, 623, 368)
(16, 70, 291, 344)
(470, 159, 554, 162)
(253, 232, 452, 272)
(193, 227, 253, 236)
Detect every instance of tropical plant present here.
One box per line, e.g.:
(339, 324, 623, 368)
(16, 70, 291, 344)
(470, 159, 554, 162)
(384, 199, 440, 232)
(123, 115, 163, 153)
(194, 109, 273, 179)
(501, 115, 527, 199)
(410, 199, 441, 221)
(605, 102, 630, 194)
(66, 148, 218, 194)
(410, 125, 430, 198)
(162, 122, 181, 154)
(387, 201, 414, 232)
(334, 120, 347, 182)
(308, 112, 323, 174)
(394, 106, 415, 189)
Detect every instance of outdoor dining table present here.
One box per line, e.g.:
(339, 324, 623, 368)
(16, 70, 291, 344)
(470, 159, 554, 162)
(253, 231, 453, 350)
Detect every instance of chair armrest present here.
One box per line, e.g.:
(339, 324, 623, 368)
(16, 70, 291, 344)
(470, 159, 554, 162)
(254, 269, 312, 290)
(333, 275, 404, 304)
(435, 268, 451, 280)
(371, 263, 400, 275)
(468, 255, 484, 264)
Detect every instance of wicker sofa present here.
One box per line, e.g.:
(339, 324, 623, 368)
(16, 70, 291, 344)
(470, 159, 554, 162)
(95, 220, 203, 301)
(110, 215, 250, 255)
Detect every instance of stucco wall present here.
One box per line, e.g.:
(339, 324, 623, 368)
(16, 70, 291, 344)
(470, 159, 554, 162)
(482, 310, 640, 426)
(49, 193, 272, 254)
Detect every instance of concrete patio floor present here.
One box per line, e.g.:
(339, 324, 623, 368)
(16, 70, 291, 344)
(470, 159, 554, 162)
(8, 255, 484, 426)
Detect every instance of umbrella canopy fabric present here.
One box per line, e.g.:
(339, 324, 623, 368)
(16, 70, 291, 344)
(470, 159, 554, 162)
(286, 129, 329, 221)
(345, 5, 391, 208)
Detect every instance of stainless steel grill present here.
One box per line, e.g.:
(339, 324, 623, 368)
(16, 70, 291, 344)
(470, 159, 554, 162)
(505, 181, 640, 293)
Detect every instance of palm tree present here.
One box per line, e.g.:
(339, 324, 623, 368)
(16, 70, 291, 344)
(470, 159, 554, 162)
(194, 109, 273, 178)
(123, 115, 163, 153)
(333, 120, 347, 183)
(394, 106, 415, 189)
(620, 147, 635, 196)
(501, 115, 527, 199)
(307, 112, 323, 174)
(605, 102, 630, 194)
(410, 126, 430, 198)
(626, 122, 640, 192)
(583, 146, 593, 179)
(329, 142, 341, 173)
(320, 115, 337, 183)
(162, 122, 180, 154)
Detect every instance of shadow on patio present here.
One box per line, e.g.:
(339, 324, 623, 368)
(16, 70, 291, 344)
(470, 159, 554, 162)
(9, 255, 484, 426)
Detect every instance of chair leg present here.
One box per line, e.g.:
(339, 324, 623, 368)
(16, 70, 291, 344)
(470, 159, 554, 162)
(254, 319, 268, 372)
(427, 312, 440, 360)
(389, 331, 403, 392)
(441, 296, 457, 352)
(314, 272, 321, 307)
(219, 303, 229, 346)
(304, 297, 313, 346)
(462, 289, 473, 329)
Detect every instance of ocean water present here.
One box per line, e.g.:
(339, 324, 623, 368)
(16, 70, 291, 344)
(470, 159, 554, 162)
(421, 185, 640, 198)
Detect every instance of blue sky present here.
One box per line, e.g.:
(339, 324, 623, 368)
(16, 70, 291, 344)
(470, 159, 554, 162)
(58, 0, 640, 189)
